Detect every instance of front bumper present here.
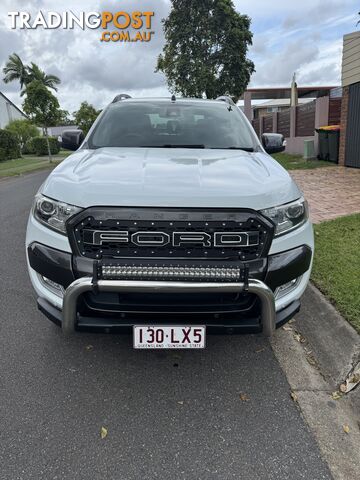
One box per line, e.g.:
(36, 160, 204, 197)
(37, 294, 300, 335)
(62, 277, 276, 336)
(27, 241, 311, 336)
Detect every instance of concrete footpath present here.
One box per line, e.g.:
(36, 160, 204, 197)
(272, 284, 360, 480)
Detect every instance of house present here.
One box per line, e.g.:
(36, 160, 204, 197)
(238, 85, 341, 156)
(252, 98, 315, 120)
(0, 91, 27, 129)
(241, 86, 338, 121)
(339, 31, 360, 168)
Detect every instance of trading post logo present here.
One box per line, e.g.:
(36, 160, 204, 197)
(7, 10, 155, 43)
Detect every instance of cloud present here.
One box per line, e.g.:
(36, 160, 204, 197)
(251, 40, 319, 85)
(281, 0, 351, 29)
(246, 0, 358, 87)
(0, 0, 358, 114)
(0, 0, 170, 111)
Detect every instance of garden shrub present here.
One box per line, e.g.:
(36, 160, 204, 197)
(5, 119, 38, 154)
(0, 129, 21, 161)
(23, 137, 36, 154)
(31, 136, 60, 156)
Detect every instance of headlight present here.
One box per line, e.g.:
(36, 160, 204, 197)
(260, 197, 309, 236)
(33, 194, 82, 234)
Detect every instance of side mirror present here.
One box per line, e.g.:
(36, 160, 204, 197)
(262, 133, 286, 154)
(61, 130, 85, 151)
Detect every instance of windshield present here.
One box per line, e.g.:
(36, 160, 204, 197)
(88, 101, 258, 150)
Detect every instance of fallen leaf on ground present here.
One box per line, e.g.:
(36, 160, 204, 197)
(343, 425, 350, 434)
(255, 346, 265, 353)
(293, 332, 301, 341)
(306, 355, 317, 367)
(100, 426, 108, 439)
(282, 325, 293, 331)
(239, 393, 250, 402)
(293, 332, 306, 343)
(85, 345, 93, 351)
(331, 391, 342, 400)
(340, 363, 360, 394)
(288, 319, 295, 324)
(177, 401, 184, 405)
(290, 391, 298, 402)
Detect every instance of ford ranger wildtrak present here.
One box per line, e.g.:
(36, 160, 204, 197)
(26, 96, 313, 348)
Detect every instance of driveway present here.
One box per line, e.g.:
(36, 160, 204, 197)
(0, 172, 331, 480)
(290, 166, 360, 223)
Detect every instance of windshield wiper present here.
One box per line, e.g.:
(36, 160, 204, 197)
(210, 146, 254, 152)
(141, 144, 205, 149)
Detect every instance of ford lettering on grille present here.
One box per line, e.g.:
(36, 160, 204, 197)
(84, 230, 258, 248)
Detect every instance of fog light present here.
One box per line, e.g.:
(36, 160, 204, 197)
(39, 275, 65, 298)
(275, 277, 302, 300)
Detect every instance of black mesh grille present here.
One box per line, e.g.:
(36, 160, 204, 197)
(67, 208, 274, 262)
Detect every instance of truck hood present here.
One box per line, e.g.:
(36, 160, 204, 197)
(41, 147, 302, 210)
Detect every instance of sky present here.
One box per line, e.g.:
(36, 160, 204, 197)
(0, 0, 359, 115)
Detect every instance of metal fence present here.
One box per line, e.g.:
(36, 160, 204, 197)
(263, 115, 273, 133)
(328, 99, 342, 126)
(277, 109, 290, 138)
(295, 101, 316, 137)
(251, 97, 342, 138)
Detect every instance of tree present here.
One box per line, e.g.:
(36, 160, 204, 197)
(56, 109, 74, 126)
(27, 63, 61, 92)
(2, 53, 29, 89)
(73, 102, 101, 135)
(22, 80, 61, 162)
(2, 53, 61, 95)
(156, 0, 255, 101)
(5, 119, 38, 155)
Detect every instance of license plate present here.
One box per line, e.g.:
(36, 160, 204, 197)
(133, 326, 206, 349)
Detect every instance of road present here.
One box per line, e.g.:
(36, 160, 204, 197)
(0, 171, 331, 480)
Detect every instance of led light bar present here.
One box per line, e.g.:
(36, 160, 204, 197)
(101, 265, 241, 281)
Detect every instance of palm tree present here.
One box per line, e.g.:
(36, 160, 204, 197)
(2, 53, 29, 89)
(2, 53, 61, 95)
(27, 63, 61, 92)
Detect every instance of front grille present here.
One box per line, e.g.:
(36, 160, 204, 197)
(68, 208, 274, 262)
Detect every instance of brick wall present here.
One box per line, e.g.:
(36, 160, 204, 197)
(339, 86, 349, 166)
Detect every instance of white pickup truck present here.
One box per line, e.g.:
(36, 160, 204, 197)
(26, 95, 313, 348)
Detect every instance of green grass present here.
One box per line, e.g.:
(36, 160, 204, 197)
(0, 150, 71, 177)
(311, 214, 360, 333)
(272, 153, 337, 170)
